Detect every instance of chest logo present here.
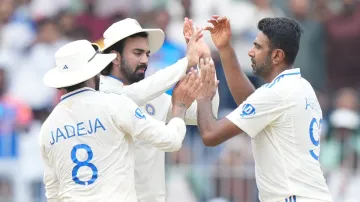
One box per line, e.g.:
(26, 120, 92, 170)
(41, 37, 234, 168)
(145, 104, 156, 116)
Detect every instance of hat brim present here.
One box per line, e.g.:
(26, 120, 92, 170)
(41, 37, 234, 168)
(101, 29, 165, 55)
(43, 53, 116, 88)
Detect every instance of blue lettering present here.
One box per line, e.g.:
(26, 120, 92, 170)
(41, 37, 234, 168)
(87, 120, 93, 134)
(50, 131, 55, 145)
(65, 125, 75, 138)
(56, 128, 67, 143)
(50, 118, 106, 145)
(305, 98, 310, 110)
(77, 122, 87, 136)
(94, 118, 106, 133)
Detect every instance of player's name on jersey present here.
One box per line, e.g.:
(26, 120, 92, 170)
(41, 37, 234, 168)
(50, 118, 106, 145)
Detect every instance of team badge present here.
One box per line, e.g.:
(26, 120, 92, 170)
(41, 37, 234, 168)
(240, 103, 256, 117)
(145, 104, 156, 116)
(135, 108, 146, 120)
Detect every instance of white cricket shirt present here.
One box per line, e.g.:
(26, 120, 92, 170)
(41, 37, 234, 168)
(39, 87, 186, 202)
(99, 58, 219, 202)
(227, 68, 333, 202)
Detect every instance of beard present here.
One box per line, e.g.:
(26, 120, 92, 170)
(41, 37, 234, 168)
(251, 54, 272, 78)
(120, 56, 147, 84)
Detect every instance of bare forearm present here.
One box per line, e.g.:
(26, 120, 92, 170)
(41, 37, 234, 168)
(172, 103, 187, 120)
(197, 97, 218, 145)
(219, 45, 255, 105)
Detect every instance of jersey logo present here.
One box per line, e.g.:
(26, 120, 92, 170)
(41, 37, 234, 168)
(63, 65, 69, 70)
(145, 104, 156, 116)
(240, 104, 256, 117)
(135, 108, 146, 120)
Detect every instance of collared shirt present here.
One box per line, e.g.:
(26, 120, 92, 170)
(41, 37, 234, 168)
(99, 58, 220, 202)
(39, 87, 186, 202)
(227, 68, 333, 202)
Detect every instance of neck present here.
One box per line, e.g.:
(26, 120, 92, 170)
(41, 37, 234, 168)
(108, 72, 130, 86)
(63, 82, 89, 93)
(263, 65, 291, 83)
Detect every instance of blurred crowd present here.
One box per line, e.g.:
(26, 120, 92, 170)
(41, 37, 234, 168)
(0, 0, 360, 202)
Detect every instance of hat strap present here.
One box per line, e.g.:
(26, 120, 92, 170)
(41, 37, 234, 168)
(88, 49, 100, 62)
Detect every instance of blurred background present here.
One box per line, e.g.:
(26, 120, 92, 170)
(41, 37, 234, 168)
(0, 0, 360, 201)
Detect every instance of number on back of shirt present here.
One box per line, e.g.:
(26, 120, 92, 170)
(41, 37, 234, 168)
(71, 144, 98, 185)
(309, 118, 322, 161)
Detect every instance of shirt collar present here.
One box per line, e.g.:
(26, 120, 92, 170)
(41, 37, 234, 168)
(99, 75, 125, 93)
(264, 68, 301, 88)
(272, 68, 301, 81)
(60, 87, 96, 102)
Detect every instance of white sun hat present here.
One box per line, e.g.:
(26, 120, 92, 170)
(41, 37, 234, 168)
(101, 18, 165, 54)
(43, 40, 116, 88)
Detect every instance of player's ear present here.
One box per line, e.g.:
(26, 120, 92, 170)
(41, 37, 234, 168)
(272, 49, 285, 65)
(110, 50, 121, 66)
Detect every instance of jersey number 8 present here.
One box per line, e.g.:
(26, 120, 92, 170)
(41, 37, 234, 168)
(71, 144, 98, 185)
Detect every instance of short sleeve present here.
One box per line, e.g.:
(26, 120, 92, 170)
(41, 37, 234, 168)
(226, 87, 293, 138)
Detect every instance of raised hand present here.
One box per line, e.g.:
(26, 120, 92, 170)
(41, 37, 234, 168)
(172, 69, 202, 109)
(186, 27, 203, 68)
(204, 15, 232, 50)
(197, 58, 219, 100)
(183, 17, 211, 58)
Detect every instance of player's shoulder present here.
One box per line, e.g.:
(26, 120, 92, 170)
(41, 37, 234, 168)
(262, 68, 301, 89)
(251, 83, 283, 101)
(97, 91, 134, 105)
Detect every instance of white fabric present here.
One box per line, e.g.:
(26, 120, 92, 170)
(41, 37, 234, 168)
(43, 40, 116, 88)
(99, 60, 219, 202)
(329, 109, 360, 130)
(102, 18, 165, 54)
(100, 58, 188, 106)
(39, 87, 186, 202)
(226, 68, 333, 202)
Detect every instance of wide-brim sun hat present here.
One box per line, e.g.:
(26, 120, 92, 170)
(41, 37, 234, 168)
(43, 40, 116, 88)
(101, 18, 165, 55)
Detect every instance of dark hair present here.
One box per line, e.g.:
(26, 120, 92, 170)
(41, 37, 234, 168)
(101, 32, 149, 76)
(60, 81, 87, 92)
(257, 17, 303, 65)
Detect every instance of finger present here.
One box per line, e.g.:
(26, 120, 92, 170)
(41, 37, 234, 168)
(200, 58, 208, 83)
(204, 24, 214, 31)
(196, 32, 203, 42)
(191, 77, 202, 95)
(226, 19, 231, 27)
(195, 27, 204, 41)
(189, 28, 203, 44)
(199, 58, 205, 69)
(207, 19, 218, 27)
(212, 15, 220, 19)
(209, 59, 216, 86)
(181, 71, 192, 86)
(205, 58, 214, 84)
(185, 72, 197, 87)
(198, 58, 204, 78)
(217, 16, 228, 22)
(189, 19, 194, 30)
(190, 67, 198, 74)
(193, 82, 203, 99)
